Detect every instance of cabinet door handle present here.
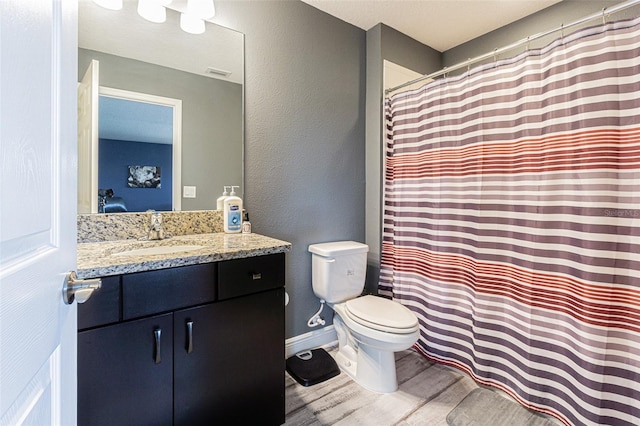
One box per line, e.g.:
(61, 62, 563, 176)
(252, 272, 262, 280)
(154, 328, 162, 364)
(186, 321, 193, 354)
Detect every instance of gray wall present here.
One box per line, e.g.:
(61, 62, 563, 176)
(215, 1, 366, 338)
(379, 25, 442, 74)
(78, 49, 243, 211)
(365, 25, 441, 294)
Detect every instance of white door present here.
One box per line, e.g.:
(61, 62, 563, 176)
(0, 1, 78, 425)
(78, 60, 99, 214)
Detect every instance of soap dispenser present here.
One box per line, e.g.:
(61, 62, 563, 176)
(223, 186, 242, 233)
(216, 186, 230, 210)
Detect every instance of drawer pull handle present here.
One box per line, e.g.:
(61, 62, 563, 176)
(186, 321, 194, 354)
(252, 273, 262, 280)
(154, 328, 162, 364)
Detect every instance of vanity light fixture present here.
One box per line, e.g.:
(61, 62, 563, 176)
(180, 12, 205, 35)
(91, 0, 123, 10)
(93, 0, 217, 36)
(137, 0, 170, 24)
(187, 0, 215, 20)
(180, 0, 215, 34)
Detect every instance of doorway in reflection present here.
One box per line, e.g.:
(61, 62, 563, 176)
(98, 96, 174, 212)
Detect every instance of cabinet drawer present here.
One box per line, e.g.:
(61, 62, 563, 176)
(123, 263, 216, 320)
(218, 253, 285, 300)
(78, 275, 120, 330)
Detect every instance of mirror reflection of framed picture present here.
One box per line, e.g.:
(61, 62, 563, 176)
(128, 165, 161, 188)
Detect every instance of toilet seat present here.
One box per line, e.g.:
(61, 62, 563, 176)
(344, 295, 419, 334)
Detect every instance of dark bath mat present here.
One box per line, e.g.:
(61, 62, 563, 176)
(447, 388, 558, 426)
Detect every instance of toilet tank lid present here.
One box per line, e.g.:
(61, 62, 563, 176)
(308, 241, 369, 257)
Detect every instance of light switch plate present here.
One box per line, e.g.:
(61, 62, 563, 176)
(183, 186, 196, 198)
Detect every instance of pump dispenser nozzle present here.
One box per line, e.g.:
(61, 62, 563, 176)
(216, 186, 231, 210)
(230, 185, 239, 196)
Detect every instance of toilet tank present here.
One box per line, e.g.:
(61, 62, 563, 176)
(308, 241, 369, 303)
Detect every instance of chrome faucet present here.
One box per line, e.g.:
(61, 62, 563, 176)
(147, 210, 165, 240)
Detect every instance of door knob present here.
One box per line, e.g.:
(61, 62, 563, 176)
(63, 271, 102, 304)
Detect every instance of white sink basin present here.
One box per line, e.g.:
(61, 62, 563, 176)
(111, 245, 203, 257)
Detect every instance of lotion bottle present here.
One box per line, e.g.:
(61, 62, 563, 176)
(223, 186, 242, 233)
(216, 186, 230, 210)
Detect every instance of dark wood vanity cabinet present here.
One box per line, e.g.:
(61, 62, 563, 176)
(78, 253, 285, 426)
(78, 313, 174, 426)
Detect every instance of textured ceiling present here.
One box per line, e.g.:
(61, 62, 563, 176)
(300, 0, 562, 51)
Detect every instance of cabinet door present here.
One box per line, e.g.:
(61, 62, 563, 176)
(78, 313, 173, 426)
(174, 288, 285, 426)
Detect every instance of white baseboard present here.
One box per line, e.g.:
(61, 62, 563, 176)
(285, 325, 337, 358)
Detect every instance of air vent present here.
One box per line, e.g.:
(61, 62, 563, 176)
(205, 67, 231, 77)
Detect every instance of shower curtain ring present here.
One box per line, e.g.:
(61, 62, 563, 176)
(602, 7, 607, 25)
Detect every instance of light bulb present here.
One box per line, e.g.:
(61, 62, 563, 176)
(137, 0, 167, 23)
(180, 13, 205, 34)
(92, 0, 123, 10)
(187, 0, 215, 20)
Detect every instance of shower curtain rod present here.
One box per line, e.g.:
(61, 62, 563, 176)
(385, 0, 640, 95)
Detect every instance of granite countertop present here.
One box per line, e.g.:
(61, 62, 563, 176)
(77, 233, 292, 279)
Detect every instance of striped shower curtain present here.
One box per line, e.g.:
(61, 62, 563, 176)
(381, 16, 640, 426)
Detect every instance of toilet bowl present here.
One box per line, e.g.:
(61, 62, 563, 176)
(308, 241, 420, 393)
(330, 296, 419, 393)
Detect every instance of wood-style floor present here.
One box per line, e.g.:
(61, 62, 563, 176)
(284, 348, 480, 426)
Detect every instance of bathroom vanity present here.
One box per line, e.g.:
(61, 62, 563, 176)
(76, 233, 290, 426)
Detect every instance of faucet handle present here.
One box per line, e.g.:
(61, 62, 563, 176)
(146, 210, 164, 240)
(150, 211, 162, 226)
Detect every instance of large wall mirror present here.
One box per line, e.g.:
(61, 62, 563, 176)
(78, 0, 244, 213)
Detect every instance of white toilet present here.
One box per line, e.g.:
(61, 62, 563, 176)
(308, 241, 420, 393)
